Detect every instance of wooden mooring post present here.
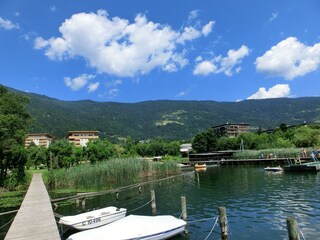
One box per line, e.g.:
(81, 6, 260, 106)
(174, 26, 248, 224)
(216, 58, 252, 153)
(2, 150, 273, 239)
(181, 196, 187, 221)
(218, 207, 228, 240)
(150, 190, 156, 215)
(286, 217, 300, 240)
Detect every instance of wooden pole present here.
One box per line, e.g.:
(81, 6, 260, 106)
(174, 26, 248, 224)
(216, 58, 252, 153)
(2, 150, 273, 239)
(218, 207, 228, 240)
(286, 217, 300, 240)
(138, 185, 142, 193)
(150, 190, 156, 215)
(181, 196, 187, 221)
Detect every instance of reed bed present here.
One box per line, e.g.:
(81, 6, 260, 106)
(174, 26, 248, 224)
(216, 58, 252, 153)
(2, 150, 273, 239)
(46, 158, 181, 191)
(233, 148, 305, 159)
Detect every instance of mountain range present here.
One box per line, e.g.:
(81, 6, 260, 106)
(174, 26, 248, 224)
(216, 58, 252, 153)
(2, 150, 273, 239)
(9, 87, 320, 140)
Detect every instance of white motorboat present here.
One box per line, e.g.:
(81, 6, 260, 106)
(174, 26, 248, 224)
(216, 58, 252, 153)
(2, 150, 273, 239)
(67, 215, 187, 240)
(264, 166, 283, 172)
(59, 206, 127, 230)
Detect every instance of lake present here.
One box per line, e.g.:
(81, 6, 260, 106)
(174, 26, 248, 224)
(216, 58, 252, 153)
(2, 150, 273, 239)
(2, 165, 320, 239)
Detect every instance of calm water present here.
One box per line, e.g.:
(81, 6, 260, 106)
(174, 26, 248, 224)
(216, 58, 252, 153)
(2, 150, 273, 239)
(1, 166, 320, 239)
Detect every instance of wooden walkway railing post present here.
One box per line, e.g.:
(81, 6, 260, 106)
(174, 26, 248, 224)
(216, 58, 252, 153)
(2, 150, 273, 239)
(286, 217, 300, 240)
(150, 190, 156, 215)
(181, 196, 187, 221)
(218, 206, 228, 240)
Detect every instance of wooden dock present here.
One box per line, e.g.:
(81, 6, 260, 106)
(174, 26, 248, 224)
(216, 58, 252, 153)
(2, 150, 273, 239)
(5, 173, 61, 240)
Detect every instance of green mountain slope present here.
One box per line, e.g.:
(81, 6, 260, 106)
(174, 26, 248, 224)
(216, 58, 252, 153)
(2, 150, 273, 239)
(10, 88, 320, 140)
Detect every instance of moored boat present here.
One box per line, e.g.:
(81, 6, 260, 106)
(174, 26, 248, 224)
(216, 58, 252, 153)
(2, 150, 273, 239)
(283, 161, 320, 172)
(194, 163, 207, 169)
(264, 166, 283, 172)
(59, 206, 127, 230)
(66, 215, 187, 240)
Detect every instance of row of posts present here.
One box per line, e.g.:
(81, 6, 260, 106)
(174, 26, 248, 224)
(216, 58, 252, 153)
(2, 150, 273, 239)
(75, 189, 302, 240)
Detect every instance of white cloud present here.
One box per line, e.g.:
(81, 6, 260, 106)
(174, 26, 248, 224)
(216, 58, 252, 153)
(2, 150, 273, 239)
(0, 17, 19, 30)
(193, 45, 249, 76)
(64, 74, 95, 91)
(177, 26, 201, 44)
(188, 10, 199, 21)
(202, 21, 215, 37)
(35, 10, 213, 78)
(256, 37, 320, 80)
(88, 82, 100, 92)
(193, 60, 217, 76)
(108, 88, 119, 97)
(247, 84, 290, 100)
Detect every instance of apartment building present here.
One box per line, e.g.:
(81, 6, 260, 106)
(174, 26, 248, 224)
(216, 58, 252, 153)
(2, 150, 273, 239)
(25, 133, 54, 148)
(212, 123, 250, 138)
(66, 131, 99, 147)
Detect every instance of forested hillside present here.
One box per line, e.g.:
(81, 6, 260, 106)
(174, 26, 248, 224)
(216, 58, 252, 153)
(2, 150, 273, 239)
(10, 88, 320, 140)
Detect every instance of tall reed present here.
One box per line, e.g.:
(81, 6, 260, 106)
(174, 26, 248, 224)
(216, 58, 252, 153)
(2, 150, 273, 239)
(46, 158, 180, 191)
(233, 148, 306, 159)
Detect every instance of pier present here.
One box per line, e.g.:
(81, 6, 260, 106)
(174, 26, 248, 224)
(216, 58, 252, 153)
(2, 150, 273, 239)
(5, 173, 60, 240)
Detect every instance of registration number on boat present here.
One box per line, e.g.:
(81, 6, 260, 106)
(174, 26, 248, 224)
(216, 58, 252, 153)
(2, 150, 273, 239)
(82, 217, 101, 226)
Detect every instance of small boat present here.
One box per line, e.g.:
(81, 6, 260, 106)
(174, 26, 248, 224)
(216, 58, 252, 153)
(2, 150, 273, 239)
(67, 215, 187, 240)
(264, 166, 283, 172)
(283, 161, 320, 172)
(59, 206, 127, 230)
(194, 163, 207, 169)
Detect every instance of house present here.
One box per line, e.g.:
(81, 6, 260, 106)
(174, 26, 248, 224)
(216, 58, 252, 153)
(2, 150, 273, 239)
(212, 123, 250, 138)
(180, 143, 192, 157)
(25, 133, 54, 148)
(66, 131, 99, 147)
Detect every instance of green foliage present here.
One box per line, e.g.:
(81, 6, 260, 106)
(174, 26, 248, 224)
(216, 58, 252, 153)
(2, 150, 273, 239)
(85, 139, 115, 163)
(192, 128, 217, 153)
(0, 85, 31, 187)
(48, 139, 76, 168)
(136, 139, 180, 157)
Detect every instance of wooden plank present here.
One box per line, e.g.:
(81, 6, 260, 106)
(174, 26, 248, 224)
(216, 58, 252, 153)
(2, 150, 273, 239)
(5, 173, 60, 240)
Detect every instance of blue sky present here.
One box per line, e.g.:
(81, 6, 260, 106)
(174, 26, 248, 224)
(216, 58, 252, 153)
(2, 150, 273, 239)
(1, 0, 320, 102)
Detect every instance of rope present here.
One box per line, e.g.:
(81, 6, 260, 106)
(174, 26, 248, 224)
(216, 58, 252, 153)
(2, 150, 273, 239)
(299, 228, 306, 240)
(187, 216, 218, 224)
(204, 216, 219, 240)
(0, 217, 14, 230)
(127, 199, 153, 213)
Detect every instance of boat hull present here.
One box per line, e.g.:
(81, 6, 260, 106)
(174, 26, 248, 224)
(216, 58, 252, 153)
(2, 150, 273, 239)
(67, 215, 186, 240)
(59, 206, 127, 230)
(283, 162, 320, 172)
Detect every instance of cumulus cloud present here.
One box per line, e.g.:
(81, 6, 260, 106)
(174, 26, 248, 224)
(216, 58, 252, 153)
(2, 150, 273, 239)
(88, 82, 100, 92)
(35, 10, 214, 78)
(188, 10, 199, 21)
(247, 84, 290, 100)
(193, 45, 249, 76)
(0, 17, 19, 30)
(202, 21, 215, 36)
(193, 61, 217, 76)
(64, 74, 95, 91)
(256, 37, 320, 80)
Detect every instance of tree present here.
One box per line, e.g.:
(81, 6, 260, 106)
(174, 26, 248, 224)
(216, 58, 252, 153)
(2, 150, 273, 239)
(192, 128, 218, 153)
(85, 139, 115, 164)
(0, 85, 31, 186)
(48, 139, 76, 168)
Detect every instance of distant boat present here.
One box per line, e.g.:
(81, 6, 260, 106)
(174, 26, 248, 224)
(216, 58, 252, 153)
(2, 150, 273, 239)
(264, 166, 283, 172)
(283, 161, 320, 172)
(66, 215, 187, 240)
(194, 163, 207, 169)
(59, 206, 127, 230)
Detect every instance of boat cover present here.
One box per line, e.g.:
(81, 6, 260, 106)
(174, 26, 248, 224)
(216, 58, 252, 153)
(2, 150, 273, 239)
(67, 215, 186, 240)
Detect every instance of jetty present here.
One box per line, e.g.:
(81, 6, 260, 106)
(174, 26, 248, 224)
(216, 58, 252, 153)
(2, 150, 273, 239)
(5, 173, 60, 240)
